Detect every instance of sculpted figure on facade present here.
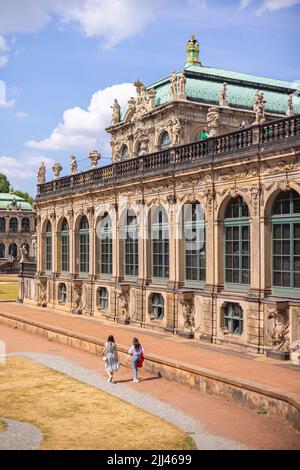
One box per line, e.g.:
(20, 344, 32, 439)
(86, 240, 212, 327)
(286, 93, 295, 116)
(170, 117, 182, 145)
(37, 161, 46, 184)
(117, 289, 130, 320)
(20, 244, 28, 263)
(253, 90, 266, 124)
(72, 283, 84, 315)
(37, 280, 47, 307)
(52, 162, 62, 179)
(177, 71, 187, 100)
(171, 72, 178, 101)
(179, 298, 195, 331)
(267, 308, 290, 352)
(148, 88, 157, 109)
(70, 155, 78, 175)
(207, 106, 220, 137)
(111, 98, 121, 125)
(219, 82, 229, 107)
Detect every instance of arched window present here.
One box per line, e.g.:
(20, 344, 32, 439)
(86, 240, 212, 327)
(9, 217, 18, 233)
(98, 287, 109, 309)
(9, 243, 17, 258)
(224, 303, 243, 335)
(79, 216, 89, 274)
(98, 213, 112, 276)
(0, 242, 5, 258)
(121, 145, 129, 161)
(0, 218, 5, 233)
(59, 283, 67, 304)
(60, 218, 69, 274)
(122, 210, 138, 277)
(224, 196, 250, 286)
(272, 190, 300, 291)
(152, 206, 169, 279)
(160, 131, 170, 150)
(151, 293, 164, 319)
(21, 217, 30, 233)
(45, 221, 52, 272)
(184, 203, 205, 283)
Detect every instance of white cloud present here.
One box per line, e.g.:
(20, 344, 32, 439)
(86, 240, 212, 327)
(26, 82, 135, 153)
(0, 36, 8, 51)
(257, 0, 300, 14)
(0, 154, 54, 181)
(0, 35, 9, 68)
(15, 112, 29, 118)
(239, 0, 300, 13)
(0, 80, 15, 108)
(0, 0, 157, 47)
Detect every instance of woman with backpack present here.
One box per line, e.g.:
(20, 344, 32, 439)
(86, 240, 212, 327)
(128, 337, 144, 383)
(102, 335, 119, 383)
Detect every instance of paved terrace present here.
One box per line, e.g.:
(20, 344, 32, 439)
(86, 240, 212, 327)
(0, 302, 299, 398)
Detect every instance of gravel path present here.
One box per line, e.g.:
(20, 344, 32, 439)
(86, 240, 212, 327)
(6, 352, 249, 450)
(0, 418, 43, 450)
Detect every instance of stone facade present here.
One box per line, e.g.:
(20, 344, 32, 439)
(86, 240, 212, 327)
(22, 37, 300, 355)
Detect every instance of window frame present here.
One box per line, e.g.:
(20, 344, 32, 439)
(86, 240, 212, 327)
(224, 303, 244, 336)
(151, 208, 169, 282)
(79, 217, 89, 276)
(60, 219, 70, 275)
(123, 212, 138, 280)
(98, 287, 109, 310)
(184, 203, 206, 287)
(151, 293, 165, 320)
(45, 221, 52, 273)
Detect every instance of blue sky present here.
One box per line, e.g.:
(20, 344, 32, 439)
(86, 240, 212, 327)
(0, 0, 300, 195)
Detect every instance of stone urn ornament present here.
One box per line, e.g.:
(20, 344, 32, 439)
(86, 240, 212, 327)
(89, 150, 101, 169)
(52, 162, 62, 179)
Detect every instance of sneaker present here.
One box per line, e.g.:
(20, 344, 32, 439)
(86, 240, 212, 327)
(133, 378, 139, 383)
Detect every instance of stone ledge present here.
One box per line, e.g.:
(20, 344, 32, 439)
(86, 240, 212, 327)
(0, 310, 299, 431)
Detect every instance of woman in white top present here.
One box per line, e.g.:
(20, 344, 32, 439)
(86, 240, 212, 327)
(102, 335, 119, 383)
(128, 337, 144, 383)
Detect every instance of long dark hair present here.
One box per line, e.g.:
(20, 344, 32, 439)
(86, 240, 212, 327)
(107, 335, 115, 343)
(133, 337, 141, 352)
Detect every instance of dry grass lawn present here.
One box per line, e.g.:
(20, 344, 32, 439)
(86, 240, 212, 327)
(0, 356, 196, 450)
(0, 282, 18, 301)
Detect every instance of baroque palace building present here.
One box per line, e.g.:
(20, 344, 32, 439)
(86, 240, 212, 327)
(21, 36, 300, 356)
(0, 192, 36, 272)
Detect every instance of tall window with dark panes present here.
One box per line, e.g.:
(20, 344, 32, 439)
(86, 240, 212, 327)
(124, 210, 138, 277)
(45, 221, 52, 272)
(61, 218, 69, 274)
(184, 202, 206, 284)
(79, 216, 89, 275)
(152, 206, 169, 279)
(272, 190, 300, 292)
(99, 213, 112, 276)
(224, 196, 250, 286)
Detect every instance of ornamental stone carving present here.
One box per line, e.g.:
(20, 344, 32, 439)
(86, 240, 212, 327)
(267, 308, 290, 352)
(253, 90, 266, 125)
(111, 98, 121, 125)
(171, 72, 178, 101)
(70, 155, 78, 175)
(52, 162, 62, 179)
(89, 150, 101, 168)
(207, 106, 220, 137)
(219, 82, 229, 107)
(20, 244, 28, 263)
(37, 161, 46, 184)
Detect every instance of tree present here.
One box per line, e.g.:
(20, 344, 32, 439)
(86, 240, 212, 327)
(0, 173, 10, 193)
(13, 190, 33, 205)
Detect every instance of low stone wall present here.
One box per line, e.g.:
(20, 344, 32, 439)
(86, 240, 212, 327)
(0, 310, 299, 431)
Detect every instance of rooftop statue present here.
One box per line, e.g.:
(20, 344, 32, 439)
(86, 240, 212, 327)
(219, 82, 229, 107)
(177, 71, 187, 100)
(171, 72, 178, 101)
(286, 93, 295, 116)
(186, 34, 200, 64)
(89, 150, 101, 168)
(253, 90, 266, 124)
(70, 155, 78, 175)
(52, 162, 62, 179)
(111, 98, 121, 125)
(37, 161, 46, 184)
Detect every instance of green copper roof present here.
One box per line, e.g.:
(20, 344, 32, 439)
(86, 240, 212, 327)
(150, 64, 300, 114)
(0, 193, 33, 211)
